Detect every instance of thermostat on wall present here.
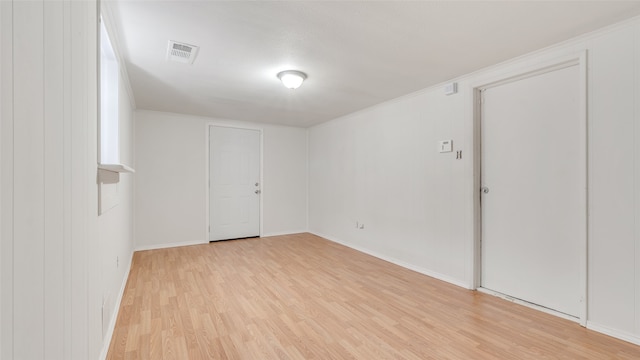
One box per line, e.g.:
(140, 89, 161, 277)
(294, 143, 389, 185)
(438, 140, 453, 153)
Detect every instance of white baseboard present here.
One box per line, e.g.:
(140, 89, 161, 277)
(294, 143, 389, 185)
(587, 321, 640, 346)
(310, 231, 471, 290)
(134, 233, 311, 251)
(261, 230, 307, 238)
(99, 251, 134, 360)
(134, 239, 207, 252)
(134, 232, 311, 251)
(477, 287, 580, 323)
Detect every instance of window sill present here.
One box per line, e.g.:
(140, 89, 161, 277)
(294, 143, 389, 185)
(98, 163, 135, 173)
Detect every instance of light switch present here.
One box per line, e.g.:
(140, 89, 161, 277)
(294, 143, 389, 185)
(438, 140, 453, 153)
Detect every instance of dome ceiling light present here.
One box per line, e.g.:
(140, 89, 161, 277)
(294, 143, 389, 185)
(277, 70, 307, 89)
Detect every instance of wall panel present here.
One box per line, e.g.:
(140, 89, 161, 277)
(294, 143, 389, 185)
(0, 1, 107, 359)
(0, 1, 13, 358)
(43, 1, 65, 357)
(13, 2, 46, 358)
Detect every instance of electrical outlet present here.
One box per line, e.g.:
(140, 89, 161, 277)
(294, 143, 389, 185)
(116, 256, 119, 268)
(359, 224, 364, 229)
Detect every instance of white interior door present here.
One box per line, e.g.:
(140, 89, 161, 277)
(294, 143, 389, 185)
(480, 65, 583, 318)
(209, 126, 260, 241)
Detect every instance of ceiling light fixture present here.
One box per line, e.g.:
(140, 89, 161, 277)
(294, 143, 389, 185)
(277, 70, 307, 89)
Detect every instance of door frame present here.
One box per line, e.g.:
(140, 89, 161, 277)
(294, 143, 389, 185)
(470, 51, 588, 326)
(205, 123, 264, 242)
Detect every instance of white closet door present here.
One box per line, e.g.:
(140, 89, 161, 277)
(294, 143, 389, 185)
(481, 65, 583, 317)
(209, 126, 261, 241)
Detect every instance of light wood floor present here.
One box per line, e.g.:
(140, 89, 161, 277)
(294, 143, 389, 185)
(107, 233, 640, 359)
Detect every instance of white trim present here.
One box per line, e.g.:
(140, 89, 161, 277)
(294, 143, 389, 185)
(477, 287, 580, 323)
(577, 51, 589, 327)
(312, 232, 471, 290)
(261, 230, 307, 238)
(204, 124, 209, 244)
(259, 129, 264, 237)
(100, 1, 136, 109)
(205, 123, 264, 242)
(470, 88, 482, 291)
(98, 251, 134, 360)
(635, 19, 640, 342)
(97, 163, 134, 173)
(470, 50, 589, 326)
(305, 128, 310, 232)
(472, 53, 584, 92)
(587, 322, 640, 346)
(134, 239, 206, 252)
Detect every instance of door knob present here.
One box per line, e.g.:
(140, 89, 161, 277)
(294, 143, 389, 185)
(481, 186, 489, 194)
(255, 190, 261, 194)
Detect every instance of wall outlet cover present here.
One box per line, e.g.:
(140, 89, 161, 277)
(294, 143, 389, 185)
(439, 140, 453, 153)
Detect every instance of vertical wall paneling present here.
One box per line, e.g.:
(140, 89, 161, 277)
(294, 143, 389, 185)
(13, 1, 46, 358)
(87, 2, 101, 356)
(62, 0, 73, 357)
(69, 1, 97, 357)
(70, 1, 89, 355)
(43, 1, 65, 357)
(0, 1, 13, 358)
(0, 1, 115, 358)
(0, 0, 3, 355)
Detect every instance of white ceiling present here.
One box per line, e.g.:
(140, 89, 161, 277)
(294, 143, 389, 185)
(108, 1, 640, 127)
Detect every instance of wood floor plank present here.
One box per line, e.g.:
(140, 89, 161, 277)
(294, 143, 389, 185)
(106, 233, 640, 359)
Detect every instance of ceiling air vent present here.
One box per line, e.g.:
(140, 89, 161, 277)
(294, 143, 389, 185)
(167, 40, 199, 64)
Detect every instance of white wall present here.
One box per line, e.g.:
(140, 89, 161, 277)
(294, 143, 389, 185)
(309, 17, 640, 343)
(309, 74, 468, 287)
(134, 110, 307, 249)
(1, 3, 5, 357)
(1, 1, 136, 359)
(96, 65, 136, 354)
(586, 20, 640, 342)
(1, 1, 102, 359)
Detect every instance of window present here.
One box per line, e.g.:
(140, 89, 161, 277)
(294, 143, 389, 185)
(99, 16, 119, 164)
